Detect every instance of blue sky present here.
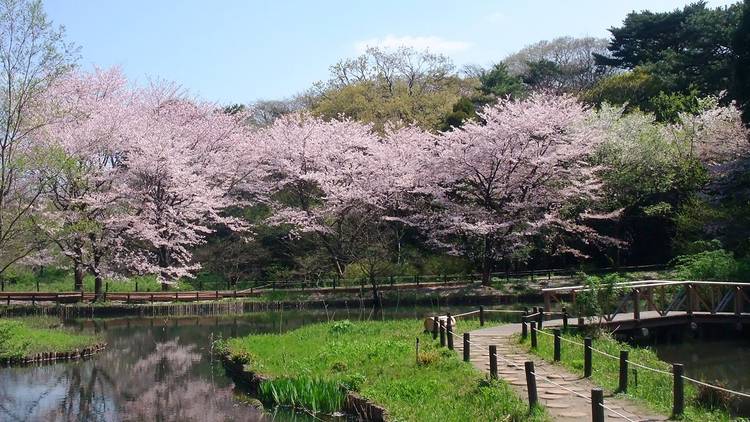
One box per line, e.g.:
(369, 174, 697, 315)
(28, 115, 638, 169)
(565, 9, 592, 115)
(45, 0, 739, 105)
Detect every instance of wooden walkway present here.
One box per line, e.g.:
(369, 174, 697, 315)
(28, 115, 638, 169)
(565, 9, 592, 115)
(457, 321, 668, 422)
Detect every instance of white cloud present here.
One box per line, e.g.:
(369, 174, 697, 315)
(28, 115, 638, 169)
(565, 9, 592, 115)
(354, 35, 471, 54)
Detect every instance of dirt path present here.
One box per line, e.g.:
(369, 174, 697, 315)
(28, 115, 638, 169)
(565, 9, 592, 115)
(456, 323, 669, 421)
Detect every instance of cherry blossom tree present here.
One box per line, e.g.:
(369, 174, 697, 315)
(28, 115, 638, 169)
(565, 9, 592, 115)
(422, 93, 614, 284)
(258, 113, 382, 276)
(116, 83, 260, 289)
(35, 68, 135, 296)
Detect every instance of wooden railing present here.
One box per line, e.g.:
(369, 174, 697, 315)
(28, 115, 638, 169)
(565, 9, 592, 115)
(542, 280, 750, 321)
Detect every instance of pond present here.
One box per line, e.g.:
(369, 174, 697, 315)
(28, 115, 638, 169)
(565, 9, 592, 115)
(0, 304, 508, 422)
(634, 323, 750, 416)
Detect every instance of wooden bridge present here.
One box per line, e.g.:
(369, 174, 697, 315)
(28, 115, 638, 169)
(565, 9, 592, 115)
(542, 280, 750, 329)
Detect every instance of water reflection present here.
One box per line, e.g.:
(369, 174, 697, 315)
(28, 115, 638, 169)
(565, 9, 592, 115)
(0, 306, 502, 421)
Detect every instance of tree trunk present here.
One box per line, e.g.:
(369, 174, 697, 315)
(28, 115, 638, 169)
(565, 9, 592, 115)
(481, 235, 493, 286)
(93, 274, 103, 301)
(74, 263, 84, 291)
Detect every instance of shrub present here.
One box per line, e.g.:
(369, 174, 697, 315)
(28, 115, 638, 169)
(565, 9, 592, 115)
(672, 249, 750, 281)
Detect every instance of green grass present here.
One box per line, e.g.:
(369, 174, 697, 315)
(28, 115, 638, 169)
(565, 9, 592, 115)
(519, 329, 738, 421)
(0, 317, 102, 361)
(224, 319, 549, 421)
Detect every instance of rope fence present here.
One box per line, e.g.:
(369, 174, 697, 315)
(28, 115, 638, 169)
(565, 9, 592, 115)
(524, 323, 750, 415)
(434, 305, 749, 421)
(443, 323, 637, 422)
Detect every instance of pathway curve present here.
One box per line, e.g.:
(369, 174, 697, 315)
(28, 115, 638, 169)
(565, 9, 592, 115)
(454, 322, 669, 422)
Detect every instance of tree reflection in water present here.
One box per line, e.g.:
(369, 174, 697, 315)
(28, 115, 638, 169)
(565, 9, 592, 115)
(0, 320, 264, 422)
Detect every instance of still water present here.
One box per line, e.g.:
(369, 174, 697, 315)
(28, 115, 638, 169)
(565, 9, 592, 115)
(0, 305, 484, 422)
(634, 324, 750, 416)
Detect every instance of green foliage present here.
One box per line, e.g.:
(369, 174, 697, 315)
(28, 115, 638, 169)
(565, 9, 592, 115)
(672, 249, 750, 281)
(439, 96, 478, 130)
(574, 273, 626, 319)
(479, 63, 525, 98)
(597, 1, 742, 98)
(227, 320, 548, 421)
(0, 318, 100, 361)
(521, 330, 732, 421)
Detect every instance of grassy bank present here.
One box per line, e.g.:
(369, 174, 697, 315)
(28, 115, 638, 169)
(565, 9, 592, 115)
(519, 329, 735, 421)
(0, 317, 102, 362)
(223, 319, 548, 421)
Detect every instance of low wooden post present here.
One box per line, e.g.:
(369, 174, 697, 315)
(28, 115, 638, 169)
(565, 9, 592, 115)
(463, 333, 470, 362)
(530, 322, 538, 349)
(521, 316, 528, 340)
(633, 288, 641, 321)
(432, 316, 439, 340)
(736, 286, 743, 317)
(553, 328, 561, 361)
(538, 310, 544, 329)
(415, 338, 419, 364)
(584, 337, 592, 377)
(619, 350, 629, 393)
(215, 290, 219, 300)
(489, 345, 498, 379)
(127, 293, 131, 304)
(591, 388, 604, 422)
(687, 284, 694, 316)
(439, 321, 446, 347)
(479, 305, 485, 326)
(562, 306, 568, 331)
(446, 313, 454, 350)
(195, 291, 199, 301)
(525, 361, 538, 409)
(673, 363, 685, 417)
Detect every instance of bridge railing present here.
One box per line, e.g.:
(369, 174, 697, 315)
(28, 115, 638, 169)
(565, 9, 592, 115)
(542, 280, 750, 322)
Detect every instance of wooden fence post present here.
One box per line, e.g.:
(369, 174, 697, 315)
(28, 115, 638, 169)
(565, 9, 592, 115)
(479, 306, 485, 326)
(673, 363, 684, 417)
(439, 321, 446, 347)
(633, 288, 641, 321)
(432, 316, 439, 340)
(591, 388, 604, 422)
(521, 316, 528, 339)
(525, 361, 539, 409)
(463, 333, 470, 362)
(446, 313, 454, 350)
(553, 329, 561, 361)
(584, 337, 592, 378)
(530, 322, 537, 348)
(489, 345, 497, 379)
(562, 307, 569, 331)
(619, 350, 629, 393)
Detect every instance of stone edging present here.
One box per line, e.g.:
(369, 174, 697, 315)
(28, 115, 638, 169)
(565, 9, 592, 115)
(0, 342, 107, 366)
(219, 351, 388, 421)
